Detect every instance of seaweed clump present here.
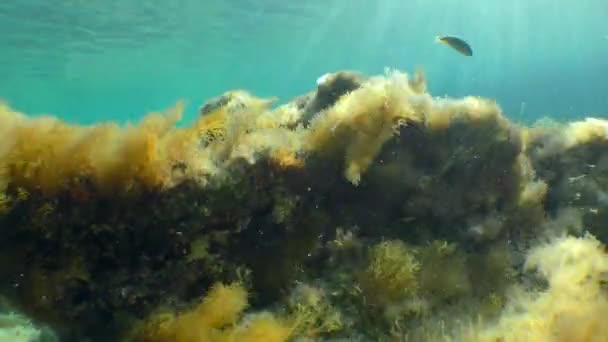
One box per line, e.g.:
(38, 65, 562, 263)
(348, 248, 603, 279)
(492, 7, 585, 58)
(359, 240, 419, 307)
(457, 234, 608, 341)
(129, 282, 292, 342)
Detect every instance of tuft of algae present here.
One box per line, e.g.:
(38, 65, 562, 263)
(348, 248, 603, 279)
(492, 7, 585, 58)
(127, 282, 292, 342)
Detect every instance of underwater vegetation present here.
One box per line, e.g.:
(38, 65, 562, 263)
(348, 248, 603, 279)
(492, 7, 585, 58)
(1, 69, 608, 341)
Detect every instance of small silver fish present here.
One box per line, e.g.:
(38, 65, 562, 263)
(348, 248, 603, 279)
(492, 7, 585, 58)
(436, 35, 473, 56)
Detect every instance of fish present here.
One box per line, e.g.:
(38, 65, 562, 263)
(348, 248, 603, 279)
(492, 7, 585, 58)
(436, 35, 473, 56)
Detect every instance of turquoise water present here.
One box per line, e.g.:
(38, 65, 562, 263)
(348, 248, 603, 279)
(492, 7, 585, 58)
(0, 0, 606, 125)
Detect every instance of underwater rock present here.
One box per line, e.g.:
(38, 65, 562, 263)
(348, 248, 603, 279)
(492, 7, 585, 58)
(300, 70, 364, 124)
(1, 69, 605, 341)
(346, 94, 541, 244)
(199, 93, 233, 116)
(526, 118, 608, 240)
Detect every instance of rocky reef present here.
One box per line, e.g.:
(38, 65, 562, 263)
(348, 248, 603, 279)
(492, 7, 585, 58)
(1, 69, 607, 341)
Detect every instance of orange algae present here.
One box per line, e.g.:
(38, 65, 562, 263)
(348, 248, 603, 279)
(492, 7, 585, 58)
(0, 102, 205, 196)
(130, 282, 293, 342)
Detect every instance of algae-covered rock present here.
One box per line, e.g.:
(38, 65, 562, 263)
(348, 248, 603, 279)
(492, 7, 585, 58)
(300, 70, 364, 123)
(0, 69, 604, 341)
(526, 118, 608, 240)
